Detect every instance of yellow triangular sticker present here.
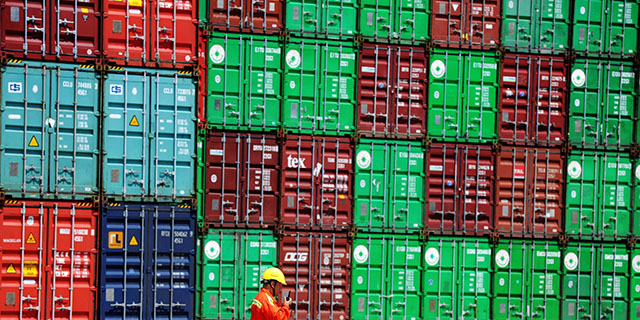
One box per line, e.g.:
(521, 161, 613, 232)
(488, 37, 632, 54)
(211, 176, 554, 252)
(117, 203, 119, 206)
(28, 136, 39, 147)
(129, 115, 139, 127)
(6, 263, 16, 274)
(26, 233, 36, 244)
(129, 235, 139, 246)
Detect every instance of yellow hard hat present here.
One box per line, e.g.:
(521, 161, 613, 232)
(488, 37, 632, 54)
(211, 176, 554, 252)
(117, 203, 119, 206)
(262, 267, 287, 285)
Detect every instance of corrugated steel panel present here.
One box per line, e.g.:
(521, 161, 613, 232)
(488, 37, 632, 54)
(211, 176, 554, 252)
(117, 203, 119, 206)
(281, 135, 352, 230)
(102, 0, 198, 67)
(285, 0, 357, 39)
(198, 229, 277, 319)
(280, 231, 350, 320)
(102, 67, 196, 201)
(0, 200, 98, 320)
(99, 203, 195, 320)
(426, 143, 494, 235)
(499, 54, 567, 146)
(359, 0, 430, 43)
(358, 44, 428, 139)
(431, 0, 500, 49)
(0, 0, 101, 63)
(495, 147, 563, 238)
(0, 60, 100, 199)
(207, 0, 283, 34)
(501, 0, 570, 54)
(203, 132, 280, 228)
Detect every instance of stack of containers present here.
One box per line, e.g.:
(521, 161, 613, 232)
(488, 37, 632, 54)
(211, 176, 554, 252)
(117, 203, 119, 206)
(0, 0, 199, 319)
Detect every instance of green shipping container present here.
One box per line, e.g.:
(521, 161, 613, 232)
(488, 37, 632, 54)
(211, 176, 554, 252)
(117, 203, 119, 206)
(353, 139, 425, 232)
(285, 0, 358, 38)
(282, 38, 356, 135)
(423, 237, 492, 319)
(569, 59, 637, 148)
(565, 151, 633, 239)
(207, 33, 283, 131)
(197, 229, 278, 319)
(562, 243, 629, 319)
(428, 50, 499, 143)
(493, 240, 562, 319)
(351, 234, 423, 320)
(572, 0, 639, 56)
(502, 0, 570, 53)
(631, 249, 640, 319)
(359, 0, 430, 43)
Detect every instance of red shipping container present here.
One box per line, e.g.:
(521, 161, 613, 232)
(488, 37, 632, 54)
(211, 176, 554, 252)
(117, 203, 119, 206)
(0, 0, 101, 63)
(208, 0, 283, 34)
(358, 44, 428, 140)
(0, 199, 98, 320)
(102, 0, 198, 68)
(279, 231, 350, 320)
(495, 147, 564, 237)
(499, 54, 567, 146)
(204, 132, 280, 227)
(281, 135, 352, 230)
(431, 0, 500, 49)
(426, 143, 494, 235)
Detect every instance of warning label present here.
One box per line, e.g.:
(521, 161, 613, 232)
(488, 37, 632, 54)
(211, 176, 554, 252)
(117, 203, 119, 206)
(108, 231, 123, 249)
(6, 263, 16, 274)
(26, 233, 36, 244)
(23, 261, 38, 277)
(28, 136, 39, 147)
(129, 115, 139, 126)
(129, 235, 138, 246)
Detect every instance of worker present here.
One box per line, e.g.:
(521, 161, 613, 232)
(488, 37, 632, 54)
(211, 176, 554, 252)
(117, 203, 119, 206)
(250, 267, 292, 320)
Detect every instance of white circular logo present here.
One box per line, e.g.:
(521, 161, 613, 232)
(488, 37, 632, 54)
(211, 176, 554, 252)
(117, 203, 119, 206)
(357, 276, 363, 284)
(32, 85, 38, 93)
(635, 165, 640, 180)
(434, 90, 440, 99)
(636, 284, 640, 292)
(209, 45, 225, 64)
(425, 247, 440, 266)
(495, 250, 510, 268)
(571, 190, 577, 198)
(215, 75, 221, 83)
(289, 81, 296, 89)
(499, 278, 505, 286)
(286, 49, 301, 68)
(431, 60, 446, 78)
(568, 280, 574, 288)
(356, 150, 372, 169)
(571, 69, 586, 87)
(359, 179, 366, 188)
(574, 99, 580, 107)
(580, 6, 586, 15)
(568, 161, 582, 179)
(185, 55, 191, 62)
(508, 1, 514, 8)
(209, 272, 215, 281)
(87, 49, 93, 55)
(132, 87, 138, 95)
(565, 252, 579, 271)
(27, 216, 34, 226)
(205, 240, 221, 260)
(210, 174, 218, 183)
(354, 245, 369, 263)
(632, 255, 640, 272)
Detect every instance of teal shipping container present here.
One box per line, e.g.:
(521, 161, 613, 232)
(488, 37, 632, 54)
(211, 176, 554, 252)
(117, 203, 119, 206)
(102, 66, 197, 201)
(0, 59, 100, 199)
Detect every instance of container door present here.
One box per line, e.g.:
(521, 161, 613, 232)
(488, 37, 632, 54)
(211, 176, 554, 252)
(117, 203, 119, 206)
(100, 204, 146, 319)
(315, 234, 350, 319)
(495, 148, 528, 236)
(426, 144, 458, 233)
(572, 0, 605, 54)
(0, 202, 46, 319)
(457, 239, 491, 319)
(492, 241, 526, 320)
(281, 136, 317, 227)
(285, 0, 320, 35)
(103, 0, 149, 64)
(463, 53, 498, 142)
(468, 0, 500, 47)
(209, 0, 243, 30)
(151, 0, 197, 66)
(537, 0, 569, 52)
(599, 154, 632, 238)
(431, 0, 464, 46)
(207, 35, 244, 128)
(280, 233, 313, 319)
(458, 145, 493, 234)
(387, 237, 422, 319)
(528, 242, 561, 319)
(397, 0, 429, 41)
(243, 134, 280, 226)
(532, 56, 566, 145)
(395, 47, 427, 138)
(423, 238, 457, 319)
(351, 236, 386, 320)
(52, 0, 101, 61)
(358, 45, 394, 136)
(353, 141, 389, 230)
(565, 151, 599, 238)
(428, 51, 464, 141)
(388, 142, 424, 230)
(606, 0, 639, 55)
(635, 163, 640, 236)
(597, 245, 629, 319)
(0, 0, 46, 57)
(48, 64, 99, 197)
(502, 0, 535, 50)
(149, 71, 196, 200)
(568, 61, 601, 147)
(244, 36, 282, 130)
(359, 0, 392, 39)
(102, 70, 148, 198)
(146, 205, 195, 319)
(240, 230, 277, 318)
(283, 41, 322, 133)
(319, 42, 356, 135)
(325, 0, 358, 37)
(244, 0, 283, 32)
(630, 249, 640, 320)
(45, 203, 97, 320)
(529, 148, 563, 237)
(204, 133, 242, 225)
(562, 244, 596, 319)
(602, 61, 636, 147)
(313, 137, 352, 228)
(0, 63, 49, 196)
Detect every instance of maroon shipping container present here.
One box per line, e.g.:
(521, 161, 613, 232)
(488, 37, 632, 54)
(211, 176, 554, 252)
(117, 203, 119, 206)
(0, 0, 101, 63)
(279, 231, 350, 320)
(499, 54, 567, 146)
(102, 0, 198, 68)
(358, 44, 428, 140)
(281, 135, 353, 230)
(431, 0, 500, 49)
(426, 143, 494, 235)
(0, 199, 98, 320)
(495, 147, 564, 238)
(204, 132, 280, 227)
(208, 0, 283, 34)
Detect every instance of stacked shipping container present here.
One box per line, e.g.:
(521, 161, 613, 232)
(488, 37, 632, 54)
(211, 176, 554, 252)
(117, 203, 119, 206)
(1, 0, 640, 319)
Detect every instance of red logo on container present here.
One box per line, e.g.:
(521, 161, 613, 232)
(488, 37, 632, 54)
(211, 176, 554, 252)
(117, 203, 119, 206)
(514, 165, 526, 179)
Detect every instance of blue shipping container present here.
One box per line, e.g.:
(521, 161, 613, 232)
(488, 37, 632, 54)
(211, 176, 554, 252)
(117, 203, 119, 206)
(102, 67, 197, 201)
(100, 202, 196, 320)
(0, 59, 100, 199)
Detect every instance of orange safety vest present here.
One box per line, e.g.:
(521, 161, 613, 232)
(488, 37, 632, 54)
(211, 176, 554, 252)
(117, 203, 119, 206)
(250, 288, 291, 320)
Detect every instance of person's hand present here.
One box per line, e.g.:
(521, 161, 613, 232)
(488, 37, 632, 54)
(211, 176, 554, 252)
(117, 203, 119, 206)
(284, 296, 292, 307)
